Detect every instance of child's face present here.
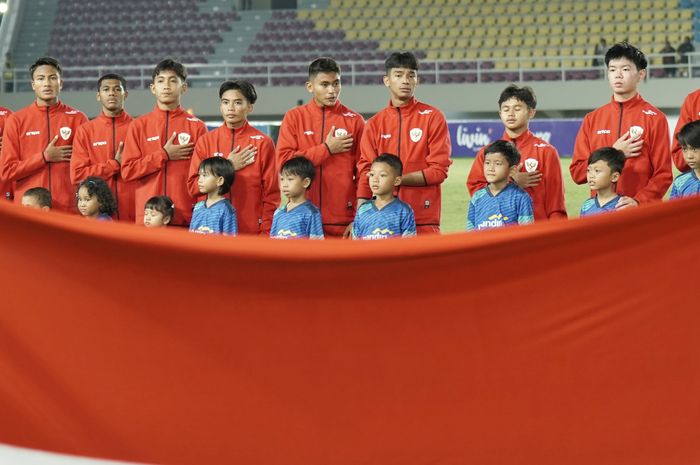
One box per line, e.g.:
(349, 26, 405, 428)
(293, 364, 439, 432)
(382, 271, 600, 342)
(144, 208, 170, 227)
(682, 147, 700, 170)
(587, 160, 620, 191)
(220, 89, 252, 128)
(198, 169, 223, 195)
(484, 152, 513, 184)
(279, 171, 310, 201)
(306, 72, 341, 107)
(499, 97, 534, 133)
(369, 162, 400, 197)
(77, 186, 100, 218)
(21, 195, 48, 210)
(383, 67, 417, 102)
(607, 58, 645, 98)
(150, 70, 186, 106)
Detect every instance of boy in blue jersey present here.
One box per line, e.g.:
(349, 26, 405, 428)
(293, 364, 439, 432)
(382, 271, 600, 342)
(189, 157, 238, 235)
(467, 140, 534, 231)
(670, 121, 700, 199)
(352, 154, 416, 239)
(580, 147, 626, 216)
(270, 156, 324, 239)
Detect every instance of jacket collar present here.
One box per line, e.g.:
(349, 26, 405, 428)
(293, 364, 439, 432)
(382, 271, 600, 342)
(33, 101, 64, 114)
(388, 96, 418, 112)
(307, 99, 341, 115)
(151, 105, 186, 118)
(609, 93, 644, 109)
(502, 129, 534, 146)
(96, 110, 131, 125)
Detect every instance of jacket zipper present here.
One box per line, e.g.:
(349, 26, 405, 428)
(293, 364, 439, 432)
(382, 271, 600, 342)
(164, 111, 169, 195)
(395, 106, 402, 198)
(46, 109, 52, 193)
(319, 106, 325, 212)
(112, 116, 119, 219)
(617, 102, 624, 138)
(229, 127, 235, 203)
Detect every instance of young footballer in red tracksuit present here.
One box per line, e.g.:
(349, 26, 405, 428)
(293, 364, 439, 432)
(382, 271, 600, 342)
(276, 58, 365, 237)
(188, 80, 279, 235)
(671, 88, 700, 172)
(357, 52, 451, 234)
(70, 74, 135, 222)
(0, 57, 88, 213)
(570, 43, 671, 207)
(0, 105, 14, 201)
(121, 59, 207, 226)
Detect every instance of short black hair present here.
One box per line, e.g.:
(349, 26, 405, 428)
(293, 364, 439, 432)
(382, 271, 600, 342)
(384, 51, 418, 75)
(77, 176, 117, 216)
(588, 147, 626, 174)
(280, 156, 315, 187)
(97, 73, 127, 92)
(498, 84, 537, 109)
(199, 157, 235, 195)
(677, 120, 700, 150)
(152, 58, 187, 82)
(145, 195, 174, 219)
(373, 153, 403, 176)
(605, 42, 648, 70)
(484, 140, 520, 167)
(308, 57, 340, 79)
(23, 187, 52, 208)
(219, 79, 257, 104)
(30, 56, 62, 80)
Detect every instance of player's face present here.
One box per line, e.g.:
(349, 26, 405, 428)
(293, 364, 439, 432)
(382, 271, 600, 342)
(198, 169, 223, 195)
(144, 208, 170, 227)
(587, 160, 619, 190)
(150, 70, 187, 106)
(77, 186, 100, 218)
(483, 152, 512, 184)
(368, 162, 400, 197)
(383, 67, 418, 103)
(682, 147, 700, 170)
(220, 89, 252, 129)
(607, 58, 645, 99)
(31, 65, 62, 105)
(306, 72, 341, 107)
(97, 79, 127, 114)
(279, 172, 310, 202)
(499, 97, 534, 133)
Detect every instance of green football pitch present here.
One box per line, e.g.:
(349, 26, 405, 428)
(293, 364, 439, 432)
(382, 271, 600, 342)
(440, 158, 592, 234)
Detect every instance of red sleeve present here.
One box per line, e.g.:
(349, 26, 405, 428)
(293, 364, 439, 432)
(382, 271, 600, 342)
(421, 112, 451, 186)
(671, 93, 693, 172)
(542, 147, 568, 219)
(356, 119, 378, 199)
(188, 136, 208, 197)
(121, 120, 167, 182)
(276, 110, 331, 168)
(0, 114, 45, 182)
(260, 137, 280, 234)
(70, 124, 119, 184)
(570, 116, 591, 185)
(633, 115, 672, 204)
(466, 148, 487, 195)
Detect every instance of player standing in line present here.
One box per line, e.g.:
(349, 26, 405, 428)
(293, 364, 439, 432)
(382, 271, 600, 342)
(70, 73, 136, 222)
(670, 88, 700, 172)
(276, 57, 364, 237)
(0, 57, 88, 212)
(570, 43, 671, 208)
(357, 51, 452, 234)
(0, 105, 14, 201)
(121, 58, 207, 226)
(467, 85, 567, 220)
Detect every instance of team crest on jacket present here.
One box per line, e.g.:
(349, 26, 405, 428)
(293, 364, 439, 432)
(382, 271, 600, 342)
(335, 128, 348, 137)
(59, 127, 72, 140)
(629, 126, 644, 141)
(178, 133, 191, 145)
(524, 158, 539, 173)
(410, 128, 423, 142)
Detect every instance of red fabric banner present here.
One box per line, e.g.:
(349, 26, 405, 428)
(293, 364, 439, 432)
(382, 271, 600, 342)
(1, 198, 699, 465)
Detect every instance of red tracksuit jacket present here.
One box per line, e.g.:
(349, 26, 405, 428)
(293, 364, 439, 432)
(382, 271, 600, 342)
(71, 111, 136, 222)
(0, 106, 13, 201)
(187, 122, 280, 235)
(357, 97, 452, 230)
(121, 106, 207, 226)
(467, 130, 567, 220)
(0, 101, 88, 212)
(570, 94, 672, 204)
(671, 88, 700, 172)
(276, 99, 365, 236)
